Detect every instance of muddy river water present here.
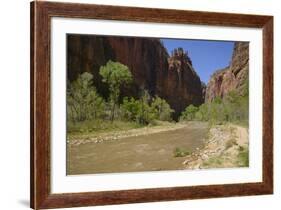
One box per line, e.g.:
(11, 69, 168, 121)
(67, 122, 208, 175)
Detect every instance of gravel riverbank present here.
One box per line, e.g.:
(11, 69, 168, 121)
(182, 124, 249, 169)
(68, 122, 191, 146)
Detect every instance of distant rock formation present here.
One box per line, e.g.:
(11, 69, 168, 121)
(67, 35, 204, 118)
(205, 42, 249, 102)
(166, 47, 203, 116)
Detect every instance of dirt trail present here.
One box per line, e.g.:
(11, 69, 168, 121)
(235, 125, 248, 146)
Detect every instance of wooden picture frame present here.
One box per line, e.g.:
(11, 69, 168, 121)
(30, 1, 273, 209)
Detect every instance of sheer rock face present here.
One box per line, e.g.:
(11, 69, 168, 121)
(205, 42, 249, 102)
(67, 35, 204, 117)
(166, 48, 203, 116)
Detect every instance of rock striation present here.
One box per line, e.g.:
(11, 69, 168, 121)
(205, 42, 249, 102)
(67, 35, 204, 118)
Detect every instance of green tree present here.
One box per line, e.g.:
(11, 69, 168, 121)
(195, 90, 249, 125)
(195, 103, 209, 121)
(208, 96, 230, 123)
(99, 60, 132, 121)
(67, 72, 105, 122)
(136, 90, 153, 125)
(224, 90, 248, 122)
(180, 104, 199, 121)
(120, 97, 140, 121)
(150, 96, 174, 121)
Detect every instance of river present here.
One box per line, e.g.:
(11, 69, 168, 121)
(67, 122, 208, 175)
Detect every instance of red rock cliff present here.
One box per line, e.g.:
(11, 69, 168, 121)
(67, 35, 204, 117)
(205, 42, 249, 102)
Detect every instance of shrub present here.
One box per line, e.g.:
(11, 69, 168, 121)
(191, 89, 249, 124)
(173, 147, 191, 157)
(67, 72, 105, 122)
(150, 96, 174, 121)
(202, 156, 223, 167)
(120, 97, 140, 121)
(195, 103, 209, 121)
(180, 104, 199, 121)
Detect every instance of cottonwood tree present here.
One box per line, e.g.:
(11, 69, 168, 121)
(67, 72, 105, 122)
(99, 60, 132, 121)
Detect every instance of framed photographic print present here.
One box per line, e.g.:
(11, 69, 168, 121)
(30, 1, 273, 209)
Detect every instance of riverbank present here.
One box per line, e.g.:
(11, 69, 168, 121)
(182, 123, 249, 169)
(67, 121, 198, 146)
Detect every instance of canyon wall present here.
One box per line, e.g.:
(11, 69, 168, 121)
(205, 42, 249, 102)
(67, 35, 204, 117)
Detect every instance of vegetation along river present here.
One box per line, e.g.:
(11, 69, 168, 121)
(67, 122, 209, 175)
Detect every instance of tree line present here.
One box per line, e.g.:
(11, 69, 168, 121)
(67, 60, 249, 131)
(180, 87, 249, 125)
(67, 60, 174, 127)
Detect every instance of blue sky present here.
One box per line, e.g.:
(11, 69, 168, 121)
(161, 39, 235, 84)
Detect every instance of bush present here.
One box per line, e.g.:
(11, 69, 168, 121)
(184, 89, 249, 124)
(120, 97, 140, 121)
(223, 91, 248, 122)
(150, 96, 174, 121)
(121, 92, 175, 125)
(202, 156, 223, 167)
(135, 90, 154, 125)
(180, 104, 199, 121)
(67, 72, 105, 122)
(195, 103, 209, 121)
(173, 147, 191, 157)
